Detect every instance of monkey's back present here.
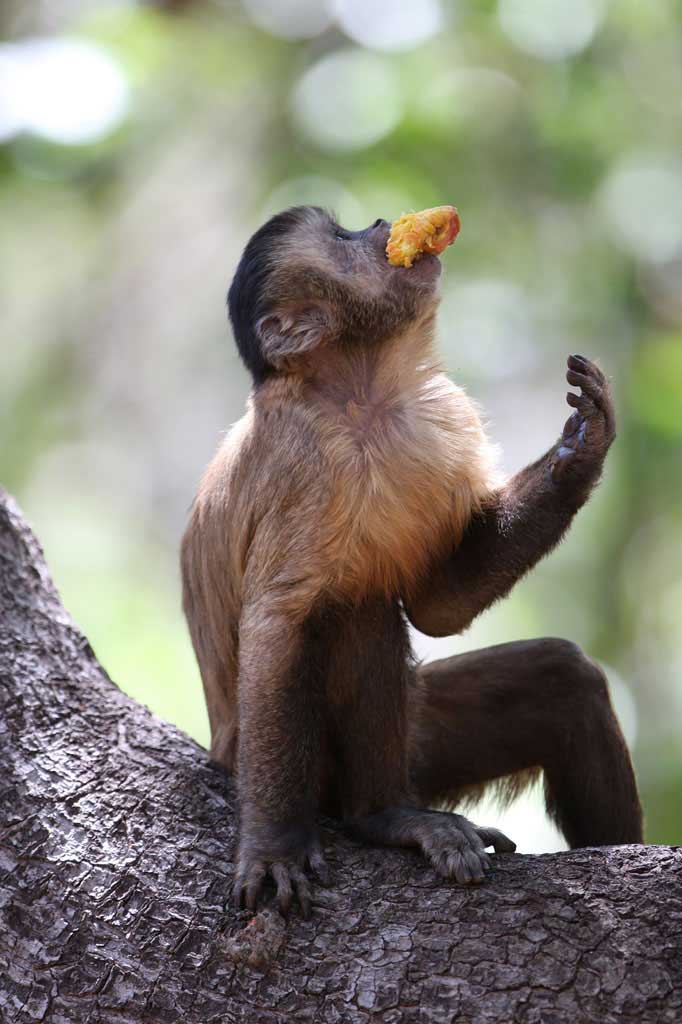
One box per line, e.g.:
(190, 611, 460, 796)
(181, 396, 337, 766)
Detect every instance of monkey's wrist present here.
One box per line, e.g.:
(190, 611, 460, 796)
(548, 459, 601, 509)
(238, 814, 318, 862)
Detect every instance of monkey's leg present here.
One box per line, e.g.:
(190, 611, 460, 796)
(409, 638, 643, 848)
(233, 602, 329, 918)
(328, 599, 515, 885)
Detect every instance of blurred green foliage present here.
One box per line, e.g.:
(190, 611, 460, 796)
(1, 0, 680, 848)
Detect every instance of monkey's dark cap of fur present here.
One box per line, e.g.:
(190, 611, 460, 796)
(227, 207, 325, 383)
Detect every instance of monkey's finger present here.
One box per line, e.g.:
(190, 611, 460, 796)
(567, 353, 588, 372)
(307, 847, 329, 886)
(569, 352, 606, 385)
(232, 868, 252, 909)
(566, 369, 606, 409)
(566, 368, 595, 393)
(243, 864, 267, 912)
(561, 410, 583, 440)
(474, 827, 516, 854)
(233, 879, 245, 909)
(465, 839, 491, 874)
(448, 849, 485, 885)
(290, 865, 313, 919)
(463, 848, 487, 883)
(431, 848, 450, 878)
(272, 863, 293, 917)
(568, 353, 607, 388)
(567, 354, 599, 380)
(576, 357, 614, 432)
(566, 392, 595, 417)
(436, 848, 470, 883)
(450, 852, 472, 884)
(457, 819, 491, 861)
(562, 414, 588, 449)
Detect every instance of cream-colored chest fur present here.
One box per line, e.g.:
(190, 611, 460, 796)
(311, 348, 497, 599)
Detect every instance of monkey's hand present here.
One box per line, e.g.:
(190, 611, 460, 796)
(233, 826, 328, 919)
(550, 355, 616, 489)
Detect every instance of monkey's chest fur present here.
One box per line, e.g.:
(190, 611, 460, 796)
(312, 372, 495, 600)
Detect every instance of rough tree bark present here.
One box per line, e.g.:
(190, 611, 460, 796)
(0, 488, 680, 1024)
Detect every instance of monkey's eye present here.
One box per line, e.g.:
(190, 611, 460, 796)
(334, 227, 352, 241)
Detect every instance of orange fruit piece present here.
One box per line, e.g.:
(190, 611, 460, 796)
(386, 205, 461, 268)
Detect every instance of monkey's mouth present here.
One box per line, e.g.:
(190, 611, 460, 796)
(369, 222, 442, 285)
(395, 252, 442, 282)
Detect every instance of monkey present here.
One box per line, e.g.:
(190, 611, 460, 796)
(181, 206, 643, 918)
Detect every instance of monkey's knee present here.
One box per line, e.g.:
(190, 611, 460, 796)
(538, 637, 610, 710)
(539, 639, 642, 846)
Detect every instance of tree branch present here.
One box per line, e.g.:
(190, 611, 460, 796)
(0, 487, 680, 1023)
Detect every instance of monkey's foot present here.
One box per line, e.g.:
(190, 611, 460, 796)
(233, 830, 328, 919)
(551, 354, 615, 483)
(350, 806, 515, 885)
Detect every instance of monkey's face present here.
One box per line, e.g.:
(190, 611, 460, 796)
(228, 206, 442, 382)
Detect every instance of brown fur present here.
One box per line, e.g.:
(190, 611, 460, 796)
(181, 208, 642, 915)
(409, 639, 642, 848)
(181, 315, 496, 768)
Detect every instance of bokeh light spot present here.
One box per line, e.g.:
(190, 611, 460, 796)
(241, 0, 335, 39)
(630, 334, 682, 439)
(410, 66, 522, 130)
(0, 37, 129, 145)
(498, 0, 606, 61)
(335, 0, 443, 52)
(439, 279, 536, 379)
(598, 155, 682, 264)
(291, 49, 402, 151)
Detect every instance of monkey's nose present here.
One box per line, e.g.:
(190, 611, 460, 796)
(371, 219, 387, 229)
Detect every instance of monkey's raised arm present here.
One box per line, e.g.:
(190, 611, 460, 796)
(406, 356, 615, 637)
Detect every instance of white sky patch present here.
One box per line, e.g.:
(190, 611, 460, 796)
(498, 0, 607, 61)
(291, 49, 402, 151)
(598, 154, 682, 264)
(0, 37, 129, 146)
(241, 0, 335, 39)
(334, 0, 443, 52)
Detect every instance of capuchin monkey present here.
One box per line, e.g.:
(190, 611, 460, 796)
(181, 206, 642, 918)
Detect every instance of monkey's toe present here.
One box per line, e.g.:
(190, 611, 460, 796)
(234, 854, 321, 919)
(288, 864, 313, 918)
(473, 825, 516, 854)
(307, 845, 330, 885)
(415, 815, 497, 885)
(233, 859, 268, 913)
(442, 847, 488, 884)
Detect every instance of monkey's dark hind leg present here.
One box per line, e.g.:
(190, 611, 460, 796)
(409, 638, 643, 848)
(326, 597, 515, 885)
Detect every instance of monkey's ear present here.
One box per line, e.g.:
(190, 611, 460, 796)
(256, 304, 335, 368)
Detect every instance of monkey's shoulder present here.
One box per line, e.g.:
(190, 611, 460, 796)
(190, 401, 329, 546)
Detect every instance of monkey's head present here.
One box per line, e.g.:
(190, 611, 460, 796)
(228, 206, 443, 382)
